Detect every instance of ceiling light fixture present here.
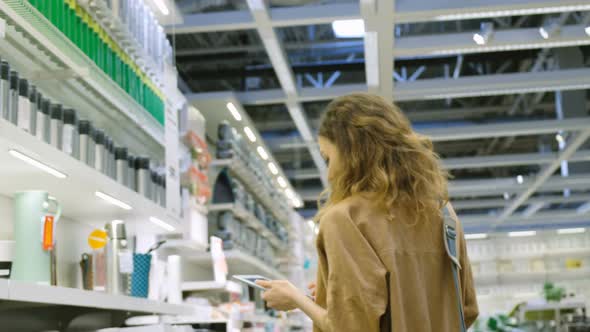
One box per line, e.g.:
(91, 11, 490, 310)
(152, 0, 169, 15)
(332, 19, 365, 38)
(292, 197, 303, 208)
(465, 233, 488, 240)
(257, 146, 268, 160)
(9, 149, 67, 179)
(555, 133, 565, 144)
(243, 127, 257, 142)
(434, 5, 590, 21)
(585, 26, 590, 37)
(285, 188, 295, 200)
(516, 175, 524, 184)
(95, 191, 132, 210)
(149, 216, 175, 232)
(508, 230, 536, 237)
(226, 102, 242, 122)
(473, 22, 494, 45)
(503, 192, 511, 200)
(557, 227, 585, 235)
(539, 18, 561, 39)
(277, 176, 287, 188)
(268, 162, 279, 175)
(307, 220, 315, 230)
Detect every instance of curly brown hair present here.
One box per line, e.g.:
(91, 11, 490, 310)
(317, 93, 449, 222)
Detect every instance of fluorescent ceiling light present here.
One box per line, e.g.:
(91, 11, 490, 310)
(152, 0, 169, 15)
(555, 133, 565, 144)
(243, 126, 257, 142)
(277, 176, 287, 188)
(516, 175, 524, 184)
(95, 191, 132, 210)
(149, 216, 175, 232)
(465, 233, 488, 240)
(257, 146, 268, 160)
(307, 220, 315, 230)
(285, 188, 295, 200)
(268, 162, 279, 175)
(9, 149, 67, 179)
(585, 26, 590, 37)
(557, 227, 585, 235)
(434, 5, 590, 21)
(226, 102, 242, 122)
(539, 18, 560, 40)
(292, 197, 303, 208)
(332, 19, 365, 38)
(473, 22, 494, 45)
(577, 201, 590, 214)
(364, 31, 379, 87)
(508, 230, 536, 237)
(503, 192, 511, 200)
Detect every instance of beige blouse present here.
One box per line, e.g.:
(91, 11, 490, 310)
(314, 195, 479, 332)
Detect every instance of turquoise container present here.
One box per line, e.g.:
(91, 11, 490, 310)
(11, 191, 61, 284)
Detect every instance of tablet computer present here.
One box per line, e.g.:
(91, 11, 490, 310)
(232, 275, 270, 291)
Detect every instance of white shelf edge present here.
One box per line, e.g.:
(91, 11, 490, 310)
(187, 250, 287, 280)
(209, 203, 287, 251)
(475, 268, 590, 285)
(181, 280, 243, 295)
(4, 280, 196, 315)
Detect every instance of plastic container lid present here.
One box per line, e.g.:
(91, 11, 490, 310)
(1, 61, 9, 80)
(78, 120, 93, 135)
(40, 98, 51, 115)
(135, 157, 150, 170)
(18, 78, 28, 97)
(63, 108, 78, 125)
(9, 71, 18, 89)
(94, 130, 105, 145)
(127, 155, 136, 168)
(115, 147, 128, 160)
(50, 104, 63, 120)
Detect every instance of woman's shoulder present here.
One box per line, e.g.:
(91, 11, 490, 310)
(322, 194, 380, 223)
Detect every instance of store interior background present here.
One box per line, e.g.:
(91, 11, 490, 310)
(1, 0, 590, 331)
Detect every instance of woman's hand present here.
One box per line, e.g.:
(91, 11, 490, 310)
(256, 280, 304, 311)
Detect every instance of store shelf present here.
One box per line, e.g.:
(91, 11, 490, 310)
(161, 239, 208, 256)
(209, 203, 287, 251)
(211, 158, 289, 225)
(184, 250, 288, 280)
(0, 1, 164, 157)
(182, 280, 243, 295)
(475, 269, 590, 286)
(470, 248, 590, 264)
(0, 280, 196, 315)
(0, 119, 180, 234)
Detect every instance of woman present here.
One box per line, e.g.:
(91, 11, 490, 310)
(256, 93, 479, 331)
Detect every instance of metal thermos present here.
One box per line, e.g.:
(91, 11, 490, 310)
(36, 98, 50, 143)
(50, 104, 63, 149)
(150, 170, 158, 202)
(135, 157, 150, 197)
(17, 78, 32, 132)
(0, 61, 10, 120)
(29, 85, 38, 135)
(9, 71, 18, 125)
(62, 108, 79, 159)
(127, 155, 136, 191)
(105, 136, 114, 178)
(161, 174, 166, 207)
(78, 120, 95, 167)
(94, 130, 106, 173)
(115, 147, 128, 186)
(104, 220, 130, 295)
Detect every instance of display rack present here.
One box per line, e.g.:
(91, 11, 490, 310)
(209, 203, 287, 251)
(210, 158, 290, 226)
(182, 280, 243, 295)
(0, 280, 196, 315)
(470, 248, 590, 264)
(0, 118, 180, 233)
(185, 250, 288, 280)
(475, 269, 590, 286)
(0, 2, 164, 157)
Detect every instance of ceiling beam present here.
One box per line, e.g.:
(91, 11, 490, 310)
(185, 68, 590, 105)
(246, 0, 328, 187)
(284, 150, 590, 180)
(451, 193, 590, 210)
(298, 174, 590, 201)
(265, 118, 590, 150)
(493, 130, 590, 227)
(165, 1, 590, 33)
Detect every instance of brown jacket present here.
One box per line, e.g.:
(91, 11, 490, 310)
(314, 195, 478, 332)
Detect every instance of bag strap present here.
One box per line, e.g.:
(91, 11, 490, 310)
(442, 204, 467, 332)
